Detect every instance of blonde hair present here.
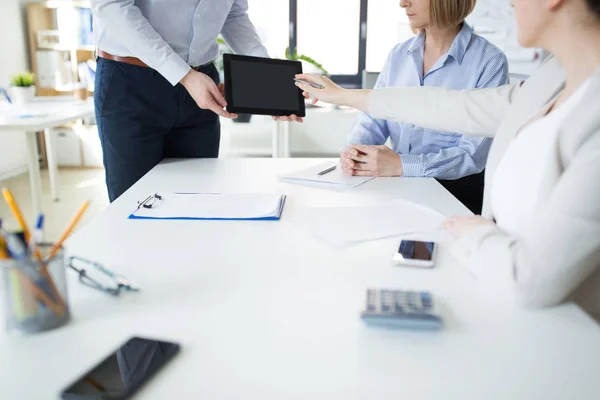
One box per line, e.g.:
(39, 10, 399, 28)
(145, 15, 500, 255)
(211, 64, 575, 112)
(430, 0, 477, 28)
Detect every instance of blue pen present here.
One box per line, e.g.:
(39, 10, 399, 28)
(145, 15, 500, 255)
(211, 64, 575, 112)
(30, 214, 44, 253)
(34, 214, 44, 242)
(0, 88, 12, 104)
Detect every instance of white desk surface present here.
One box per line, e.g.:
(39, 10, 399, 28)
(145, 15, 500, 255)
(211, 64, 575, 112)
(0, 97, 94, 131)
(1, 158, 599, 400)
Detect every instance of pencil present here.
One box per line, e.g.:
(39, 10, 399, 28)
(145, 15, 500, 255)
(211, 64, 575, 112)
(0, 189, 43, 260)
(48, 200, 90, 259)
(40, 200, 90, 310)
(0, 244, 9, 260)
(17, 270, 65, 317)
(1, 189, 32, 240)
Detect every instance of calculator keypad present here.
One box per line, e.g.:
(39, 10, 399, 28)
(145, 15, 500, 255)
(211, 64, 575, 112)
(364, 289, 433, 314)
(361, 289, 442, 329)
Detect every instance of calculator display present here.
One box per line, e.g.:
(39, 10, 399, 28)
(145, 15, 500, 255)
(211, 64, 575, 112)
(398, 240, 435, 261)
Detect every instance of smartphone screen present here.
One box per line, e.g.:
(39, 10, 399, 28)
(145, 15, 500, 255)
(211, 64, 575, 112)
(398, 240, 436, 261)
(61, 337, 180, 400)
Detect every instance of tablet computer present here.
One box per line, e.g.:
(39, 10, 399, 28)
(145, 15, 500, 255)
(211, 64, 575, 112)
(223, 54, 306, 117)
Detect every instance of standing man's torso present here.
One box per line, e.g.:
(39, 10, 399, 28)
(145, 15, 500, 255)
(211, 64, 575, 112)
(93, 0, 236, 66)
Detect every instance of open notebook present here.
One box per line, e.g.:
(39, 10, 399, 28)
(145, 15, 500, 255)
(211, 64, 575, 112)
(129, 193, 286, 220)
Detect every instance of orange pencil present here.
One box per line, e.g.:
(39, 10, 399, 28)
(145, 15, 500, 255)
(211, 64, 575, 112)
(44, 201, 91, 310)
(48, 200, 90, 259)
(17, 270, 65, 317)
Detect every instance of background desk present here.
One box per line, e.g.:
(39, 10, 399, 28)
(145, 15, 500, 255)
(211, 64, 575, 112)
(0, 97, 95, 215)
(223, 106, 359, 158)
(1, 158, 599, 399)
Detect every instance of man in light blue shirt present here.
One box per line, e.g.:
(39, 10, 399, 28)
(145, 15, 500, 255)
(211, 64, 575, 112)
(343, 21, 508, 213)
(92, 0, 281, 201)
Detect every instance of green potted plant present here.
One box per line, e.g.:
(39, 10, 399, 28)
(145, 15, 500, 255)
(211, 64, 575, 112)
(10, 72, 36, 104)
(285, 48, 329, 75)
(285, 48, 329, 108)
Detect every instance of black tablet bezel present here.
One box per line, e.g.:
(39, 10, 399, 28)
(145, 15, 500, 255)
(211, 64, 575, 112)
(223, 54, 306, 117)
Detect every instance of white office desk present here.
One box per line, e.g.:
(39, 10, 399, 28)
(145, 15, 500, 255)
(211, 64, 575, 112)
(0, 97, 95, 214)
(1, 158, 599, 399)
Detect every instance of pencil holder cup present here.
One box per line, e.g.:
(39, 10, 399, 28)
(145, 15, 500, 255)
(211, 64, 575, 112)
(1, 246, 70, 335)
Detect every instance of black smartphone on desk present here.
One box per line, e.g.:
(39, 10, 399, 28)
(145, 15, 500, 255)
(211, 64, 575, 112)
(60, 337, 180, 400)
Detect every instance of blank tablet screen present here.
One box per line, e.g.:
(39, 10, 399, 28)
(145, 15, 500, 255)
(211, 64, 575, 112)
(224, 54, 305, 117)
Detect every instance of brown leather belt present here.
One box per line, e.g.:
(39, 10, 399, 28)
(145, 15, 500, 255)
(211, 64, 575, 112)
(98, 50, 150, 68)
(97, 50, 208, 70)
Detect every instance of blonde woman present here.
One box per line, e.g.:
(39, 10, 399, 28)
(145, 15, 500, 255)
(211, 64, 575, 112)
(295, 0, 600, 321)
(344, 0, 508, 214)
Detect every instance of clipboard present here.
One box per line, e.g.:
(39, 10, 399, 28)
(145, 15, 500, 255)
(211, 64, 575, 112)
(128, 193, 286, 221)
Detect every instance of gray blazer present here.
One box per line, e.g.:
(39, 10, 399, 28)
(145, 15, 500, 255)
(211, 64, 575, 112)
(367, 57, 600, 322)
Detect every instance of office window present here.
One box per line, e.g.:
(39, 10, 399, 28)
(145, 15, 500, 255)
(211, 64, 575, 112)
(247, 0, 289, 58)
(366, 0, 413, 72)
(296, 0, 362, 75)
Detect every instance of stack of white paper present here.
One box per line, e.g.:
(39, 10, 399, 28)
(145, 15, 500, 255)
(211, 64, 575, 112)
(291, 199, 448, 247)
(278, 162, 374, 190)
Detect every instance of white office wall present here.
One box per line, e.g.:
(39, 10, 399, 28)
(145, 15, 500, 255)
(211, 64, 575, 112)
(0, 0, 29, 180)
(470, 0, 539, 61)
(0, 0, 28, 84)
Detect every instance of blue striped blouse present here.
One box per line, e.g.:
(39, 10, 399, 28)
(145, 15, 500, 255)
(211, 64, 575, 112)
(346, 22, 509, 179)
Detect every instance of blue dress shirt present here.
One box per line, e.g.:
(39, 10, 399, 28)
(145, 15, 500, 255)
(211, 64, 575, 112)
(347, 22, 509, 179)
(92, 0, 269, 86)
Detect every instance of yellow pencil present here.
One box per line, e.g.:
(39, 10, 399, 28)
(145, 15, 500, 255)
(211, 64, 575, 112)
(1, 188, 42, 260)
(0, 245, 9, 260)
(1, 189, 32, 241)
(48, 200, 90, 259)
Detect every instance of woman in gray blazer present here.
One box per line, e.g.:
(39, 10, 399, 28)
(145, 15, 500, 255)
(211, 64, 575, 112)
(294, 0, 600, 322)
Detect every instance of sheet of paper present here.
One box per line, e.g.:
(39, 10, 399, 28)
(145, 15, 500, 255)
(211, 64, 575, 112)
(291, 199, 447, 247)
(131, 193, 284, 219)
(278, 162, 374, 189)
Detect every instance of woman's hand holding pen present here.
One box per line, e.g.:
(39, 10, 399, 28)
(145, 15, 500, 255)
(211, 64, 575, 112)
(293, 74, 372, 113)
(293, 74, 345, 105)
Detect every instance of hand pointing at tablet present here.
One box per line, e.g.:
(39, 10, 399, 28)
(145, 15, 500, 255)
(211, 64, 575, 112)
(293, 74, 371, 112)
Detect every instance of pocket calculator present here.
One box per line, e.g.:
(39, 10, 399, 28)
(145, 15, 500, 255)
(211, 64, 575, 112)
(360, 289, 442, 330)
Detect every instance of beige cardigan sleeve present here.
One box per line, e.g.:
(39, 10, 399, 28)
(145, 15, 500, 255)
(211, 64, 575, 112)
(368, 83, 521, 138)
(450, 131, 600, 308)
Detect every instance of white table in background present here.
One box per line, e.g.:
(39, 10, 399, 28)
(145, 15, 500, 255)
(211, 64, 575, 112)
(272, 106, 358, 158)
(1, 158, 599, 400)
(0, 97, 95, 215)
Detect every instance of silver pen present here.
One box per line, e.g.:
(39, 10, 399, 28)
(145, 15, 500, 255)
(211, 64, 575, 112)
(294, 78, 325, 90)
(318, 166, 337, 176)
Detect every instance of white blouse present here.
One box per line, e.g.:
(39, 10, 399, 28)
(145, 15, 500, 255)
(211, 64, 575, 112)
(367, 60, 600, 320)
(492, 80, 592, 236)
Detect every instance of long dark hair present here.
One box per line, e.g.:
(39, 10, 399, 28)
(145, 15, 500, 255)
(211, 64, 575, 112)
(586, 0, 600, 19)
